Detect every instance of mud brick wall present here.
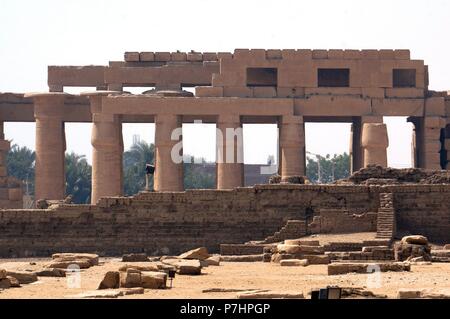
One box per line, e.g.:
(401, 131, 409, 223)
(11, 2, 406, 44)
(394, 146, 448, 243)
(0, 185, 377, 258)
(381, 185, 450, 242)
(0, 184, 448, 258)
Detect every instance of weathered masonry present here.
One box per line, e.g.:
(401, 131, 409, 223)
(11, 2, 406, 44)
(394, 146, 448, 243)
(0, 184, 449, 258)
(1, 49, 449, 204)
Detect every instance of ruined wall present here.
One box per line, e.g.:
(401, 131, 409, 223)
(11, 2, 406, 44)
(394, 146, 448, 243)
(0, 185, 376, 258)
(0, 184, 448, 258)
(310, 209, 378, 234)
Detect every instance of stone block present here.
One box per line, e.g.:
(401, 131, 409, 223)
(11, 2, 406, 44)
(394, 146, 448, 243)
(221, 255, 263, 262)
(425, 97, 446, 116)
(253, 87, 276, 98)
(98, 271, 120, 289)
(312, 50, 328, 59)
(154, 52, 171, 62)
(139, 52, 154, 62)
(122, 253, 149, 262)
(176, 260, 202, 275)
(178, 247, 210, 260)
(361, 50, 379, 59)
(171, 52, 187, 61)
(35, 268, 66, 277)
(280, 259, 309, 266)
(327, 50, 344, 59)
(187, 52, 203, 62)
(385, 88, 425, 98)
(141, 271, 167, 289)
(237, 291, 304, 299)
(124, 52, 140, 62)
(304, 255, 330, 265)
(328, 262, 410, 275)
(284, 239, 320, 246)
(119, 269, 142, 288)
(195, 86, 223, 97)
(266, 49, 282, 59)
(0, 269, 5, 279)
(8, 188, 22, 201)
(6, 271, 38, 284)
(223, 86, 253, 98)
(394, 50, 410, 60)
(205, 256, 220, 266)
(0, 278, 11, 289)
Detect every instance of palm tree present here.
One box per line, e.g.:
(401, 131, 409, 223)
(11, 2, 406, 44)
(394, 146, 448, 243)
(6, 144, 35, 195)
(65, 152, 92, 204)
(123, 141, 155, 195)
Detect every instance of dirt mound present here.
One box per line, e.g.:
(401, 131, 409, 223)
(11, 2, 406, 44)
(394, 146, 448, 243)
(341, 165, 450, 185)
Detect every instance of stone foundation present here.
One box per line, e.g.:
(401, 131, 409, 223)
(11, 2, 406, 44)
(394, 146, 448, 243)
(0, 184, 449, 257)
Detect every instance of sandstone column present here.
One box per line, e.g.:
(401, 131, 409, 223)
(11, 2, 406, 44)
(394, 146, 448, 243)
(361, 123, 389, 167)
(350, 116, 383, 172)
(216, 114, 244, 189)
(26, 93, 67, 201)
(154, 114, 184, 191)
(279, 115, 305, 180)
(82, 92, 123, 204)
(422, 117, 446, 169)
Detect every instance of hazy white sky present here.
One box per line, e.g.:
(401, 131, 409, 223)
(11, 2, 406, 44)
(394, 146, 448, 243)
(1, 0, 448, 166)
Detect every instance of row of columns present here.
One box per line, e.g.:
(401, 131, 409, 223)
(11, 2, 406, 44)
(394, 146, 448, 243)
(24, 92, 445, 205)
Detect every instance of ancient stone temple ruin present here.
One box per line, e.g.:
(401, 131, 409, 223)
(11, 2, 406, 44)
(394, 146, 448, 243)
(0, 49, 449, 257)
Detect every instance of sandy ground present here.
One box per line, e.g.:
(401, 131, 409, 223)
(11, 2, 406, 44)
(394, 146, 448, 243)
(1, 258, 449, 299)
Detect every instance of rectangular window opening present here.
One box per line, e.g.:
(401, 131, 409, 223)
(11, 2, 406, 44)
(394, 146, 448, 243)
(393, 69, 416, 88)
(318, 69, 350, 87)
(246, 68, 278, 87)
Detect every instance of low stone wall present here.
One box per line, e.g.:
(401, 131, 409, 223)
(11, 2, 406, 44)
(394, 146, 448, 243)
(0, 184, 448, 257)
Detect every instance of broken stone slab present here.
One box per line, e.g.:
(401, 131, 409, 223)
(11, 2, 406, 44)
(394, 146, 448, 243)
(284, 239, 320, 246)
(276, 244, 324, 255)
(6, 271, 38, 284)
(98, 271, 120, 290)
(220, 255, 263, 262)
(70, 288, 144, 299)
(204, 256, 220, 266)
(397, 288, 450, 299)
(237, 291, 304, 299)
(141, 271, 167, 289)
(328, 262, 410, 275)
(47, 260, 92, 269)
(118, 263, 160, 272)
(401, 235, 428, 245)
(122, 253, 149, 262)
(431, 250, 450, 258)
(176, 260, 202, 275)
(7, 276, 20, 287)
(271, 253, 294, 263)
(119, 269, 142, 288)
(36, 268, 66, 277)
(362, 246, 390, 253)
(304, 255, 330, 265)
(280, 259, 309, 267)
(178, 247, 210, 261)
(52, 253, 99, 266)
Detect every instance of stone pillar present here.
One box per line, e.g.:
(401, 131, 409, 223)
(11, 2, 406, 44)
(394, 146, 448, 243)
(154, 114, 184, 191)
(361, 123, 389, 167)
(421, 117, 446, 169)
(351, 116, 383, 172)
(279, 115, 305, 180)
(216, 114, 244, 189)
(82, 91, 123, 204)
(26, 93, 67, 201)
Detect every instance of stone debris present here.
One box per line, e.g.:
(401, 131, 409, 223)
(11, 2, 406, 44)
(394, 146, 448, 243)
(70, 288, 144, 299)
(141, 271, 167, 289)
(36, 268, 66, 277)
(5, 271, 38, 284)
(220, 255, 263, 262)
(178, 247, 210, 261)
(397, 288, 450, 299)
(118, 264, 160, 272)
(48, 253, 99, 269)
(284, 239, 320, 246)
(204, 256, 221, 266)
(0, 269, 5, 279)
(237, 290, 304, 299)
(98, 271, 120, 289)
(122, 253, 149, 262)
(0, 278, 11, 289)
(6, 276, 20, 287)
(328, 262, 410, 275)
(340, 287, 387, 299)
(203, 288, 268, 293)
(120, 269, 142, 288)
(280, 259, 309, 267)
(394, 236, 431, 261)
(303, 255, 330, 265)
